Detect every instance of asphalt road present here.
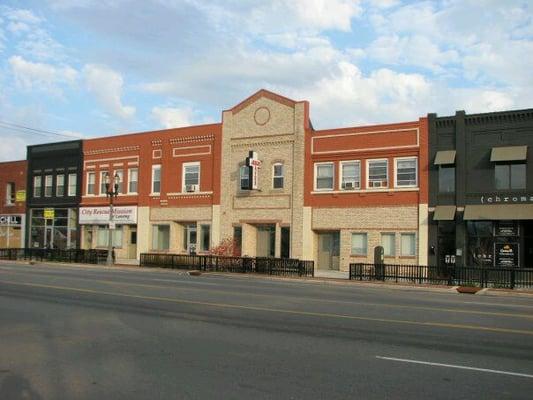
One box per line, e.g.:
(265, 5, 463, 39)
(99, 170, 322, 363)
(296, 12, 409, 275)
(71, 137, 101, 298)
(1, 262, 533, 400)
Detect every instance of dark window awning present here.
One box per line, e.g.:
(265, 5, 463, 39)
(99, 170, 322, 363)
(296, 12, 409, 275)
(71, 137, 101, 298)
(463, 204, 533, 220)
(433, 205, 456, 221)
(434, 150, 456, 165)
(490, 146, 527, 162)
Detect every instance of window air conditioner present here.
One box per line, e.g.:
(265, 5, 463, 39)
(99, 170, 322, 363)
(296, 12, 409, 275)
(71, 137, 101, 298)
(371, 181, 384, 188)
(186, 184, 199, 192)
(343, 181, 357, 190)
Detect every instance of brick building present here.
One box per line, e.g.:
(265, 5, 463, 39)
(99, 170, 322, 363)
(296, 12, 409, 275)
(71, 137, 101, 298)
(0, 160, 27, 248)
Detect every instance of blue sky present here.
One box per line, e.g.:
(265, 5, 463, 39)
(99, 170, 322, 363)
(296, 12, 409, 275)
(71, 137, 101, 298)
(0, 0, 531, 161)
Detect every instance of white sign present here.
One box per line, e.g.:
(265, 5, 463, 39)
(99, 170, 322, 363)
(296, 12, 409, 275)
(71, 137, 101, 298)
(79, 206, 137, 225)
(245, 150, 262, 190)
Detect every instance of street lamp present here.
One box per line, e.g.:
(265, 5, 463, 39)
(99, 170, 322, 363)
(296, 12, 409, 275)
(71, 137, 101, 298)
(105, 172, 120, 266)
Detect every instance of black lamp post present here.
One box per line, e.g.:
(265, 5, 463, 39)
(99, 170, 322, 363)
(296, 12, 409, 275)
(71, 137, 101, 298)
(105, 172, 120, 266)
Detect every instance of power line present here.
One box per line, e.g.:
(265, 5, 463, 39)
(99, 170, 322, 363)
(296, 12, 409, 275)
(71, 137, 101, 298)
(0, 119, 83, 139)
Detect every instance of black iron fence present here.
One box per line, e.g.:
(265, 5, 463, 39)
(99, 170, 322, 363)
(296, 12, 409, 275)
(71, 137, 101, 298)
(349, 263, 533, 289)
(0, 248, 108, 264)
(140, 253, 314, 277)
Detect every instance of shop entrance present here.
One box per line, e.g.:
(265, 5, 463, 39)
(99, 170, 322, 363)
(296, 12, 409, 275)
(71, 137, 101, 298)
(317, 232, 340, 270)
(128, 228, 137, 259)
(256, 225, 275, 257)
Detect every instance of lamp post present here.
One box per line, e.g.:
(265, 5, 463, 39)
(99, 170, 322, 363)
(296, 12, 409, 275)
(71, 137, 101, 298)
(105, 172, 120, 266)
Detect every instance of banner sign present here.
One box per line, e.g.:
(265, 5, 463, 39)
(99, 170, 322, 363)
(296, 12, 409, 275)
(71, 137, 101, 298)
(496, 221, 518, 237)
(79, 206, 137, 225)
(0, 215, 22, 226)
(245, 150, 261, 190)
(15, 190, 26, 202)
(44, 208, 55, 219)
(495, 242, 519, 267)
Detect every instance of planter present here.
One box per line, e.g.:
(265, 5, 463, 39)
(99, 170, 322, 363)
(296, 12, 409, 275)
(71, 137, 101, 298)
(456, 286, 481, 294)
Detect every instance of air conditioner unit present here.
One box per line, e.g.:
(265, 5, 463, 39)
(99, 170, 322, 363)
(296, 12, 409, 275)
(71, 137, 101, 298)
(371, 181, 384, 188)
(186, 184, 199, 193)
(343, 181, 357, 190)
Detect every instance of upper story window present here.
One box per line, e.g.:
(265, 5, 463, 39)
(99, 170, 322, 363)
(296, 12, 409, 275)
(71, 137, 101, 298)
(315, 162, 334, 191)
(439, 166, 455, 193)
(68, 173, 77, 196)
(272, 163, 284, 189)
(44, 175, 53, 197)
(240, 165, 250, 190)
(115, 169, 124, 194)
(33, 176, 42, 198)
(152, 165, 161, 194)
(495, 163, 526, 190)
(99, 171, 108, 195)
(128, 168, 138, 194)
(56, 174, 65, 197)
(340, 161, 360, 190)
(5, 182, 15, 205)
(395, 157, 417, 187)
(87, 172, 96, 195)
(367, 159, 388, 188)
(183, 162, 200, 192)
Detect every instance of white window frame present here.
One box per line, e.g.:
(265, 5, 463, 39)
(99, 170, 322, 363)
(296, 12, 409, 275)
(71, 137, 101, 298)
(351, 232, 367, 256)
(400, 232, 417, 257)
(152, 224, 170, 251)
(366, 159, 389, 189)
(33, 176, 42, 197)
(68, 173, 77, 196)
(5, 182, 15, 205)
(44, 175, 53, 197)
(99, 171, 108, 196)
(115, 169, 124, 194)
(128, 168, 138, 194)
(314, 162, 335, 191)
(339, 160, 361, 190)
(394, 157, 418, 188)
(272, 163, 284, 189)
(151, 165, 161, 195)
(86, 172, 96, 195)
(182, 162, 200, 192)
(56, 174, 65, 197)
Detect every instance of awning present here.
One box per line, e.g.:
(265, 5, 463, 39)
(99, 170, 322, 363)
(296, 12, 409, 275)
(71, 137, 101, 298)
(433, 205, 456, 221)
(490, 146, 527, 162)
(434, 150, 456, 165)
(463, 204, 533, 220)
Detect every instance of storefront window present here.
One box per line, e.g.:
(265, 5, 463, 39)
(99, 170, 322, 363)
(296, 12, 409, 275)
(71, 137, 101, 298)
(381, 233, 395, 256)
(281, 227, 290, 258)
(233, 226, 242, 256)
(152, 225, 170, 250)
(97, 225, 123, 248)
(200, 224, 210, 251)
(467, 221, 494, 267)
(351, 233, 367, 255)
(401, 233, 416, 256)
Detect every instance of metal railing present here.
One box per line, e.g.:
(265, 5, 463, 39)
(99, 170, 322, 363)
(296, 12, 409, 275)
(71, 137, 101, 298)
(349, 263, 533, 289)
(140, 253, 315, 277)
(0, 248, 109, 265)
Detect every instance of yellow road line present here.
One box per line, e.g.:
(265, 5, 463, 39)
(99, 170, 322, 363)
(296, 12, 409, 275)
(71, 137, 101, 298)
(1, 279, 533, 336)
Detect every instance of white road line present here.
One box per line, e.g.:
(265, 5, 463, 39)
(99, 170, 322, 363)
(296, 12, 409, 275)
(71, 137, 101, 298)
(376, 356, 533, 379)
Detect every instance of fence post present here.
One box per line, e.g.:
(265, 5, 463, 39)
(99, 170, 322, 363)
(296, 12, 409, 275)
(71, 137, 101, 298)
(510, 268, 515, 290)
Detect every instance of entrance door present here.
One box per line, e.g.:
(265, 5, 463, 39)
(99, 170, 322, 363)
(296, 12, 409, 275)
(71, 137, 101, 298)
(129, 228, 137, 259)
(186, 224, 197, 254)
(256, 225, 275, 257)
(318, 232, 340, 270)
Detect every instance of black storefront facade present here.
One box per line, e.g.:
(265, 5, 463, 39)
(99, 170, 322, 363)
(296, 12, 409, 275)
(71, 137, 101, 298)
(428, 109, 533, 269)
(26, 141, 83, 249)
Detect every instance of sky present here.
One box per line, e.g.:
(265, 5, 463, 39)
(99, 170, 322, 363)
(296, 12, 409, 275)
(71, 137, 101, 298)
(0, 0, 531, 161)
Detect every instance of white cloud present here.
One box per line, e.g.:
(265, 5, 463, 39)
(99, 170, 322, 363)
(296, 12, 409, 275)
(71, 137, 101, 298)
(83, 64, 135, 119)
(290, 0, 362, 31)
(151, 106, 194, 128)
(9, 55, 77, 93)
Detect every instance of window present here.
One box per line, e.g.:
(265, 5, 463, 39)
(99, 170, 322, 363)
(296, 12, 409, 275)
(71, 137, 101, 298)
(68, 174, 77, 196)
(183, 162, 200, 192)
(401, 233, 416, 256)
(96, 226, 123, 247)
(341, 161, 360, 190)
(56, 174, 65, 197)
(152, 165, 161, 194)
(439, 166, 455, 193)
(315, 163, 334, 190)
(200, 224, 210, 252)
(495, 164, 526, 190)
(281, 227, 290, 258)
(5, 182, 15, 205)
(368, 160, 388, 188)
(100, 171, 108, 195)
(351, 233, 367, 255)
(87, 172, 96, 195)
(273, 163, 284, 189)
(240, 165, 250, 190)
(44, 175, 53, 197)
(395, 158, 417, 187)
(115, 169, 124, 194)
(33, 176, 42, 197)
(128, 168, 138, 194)
(152, 225, 170, 250)
(381, 233, 396, 257)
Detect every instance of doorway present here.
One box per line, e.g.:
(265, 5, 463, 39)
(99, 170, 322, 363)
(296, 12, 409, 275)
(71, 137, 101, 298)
(256, 225, 275, 257)
(317, 232, 340, 270)
(184, 224, 197, 254)
(128, 228, 137, 259)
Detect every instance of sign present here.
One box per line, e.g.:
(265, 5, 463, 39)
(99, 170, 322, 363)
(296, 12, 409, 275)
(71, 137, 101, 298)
(0, 215, 22, 226)
(44, 208, 55, 220)
(108, 222, 116, 230)
(79, 206, 137, 225)
(245, 151, 261, 190)
(495, 242, 518, 267)
(15, 190, 26, 202)
(480, 194, 533, 204)
(496, 221, 518, 237)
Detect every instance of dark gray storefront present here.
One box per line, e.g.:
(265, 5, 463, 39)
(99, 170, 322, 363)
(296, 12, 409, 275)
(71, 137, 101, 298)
(26, 141, 83, 249)
(428, 109, 533, 268)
